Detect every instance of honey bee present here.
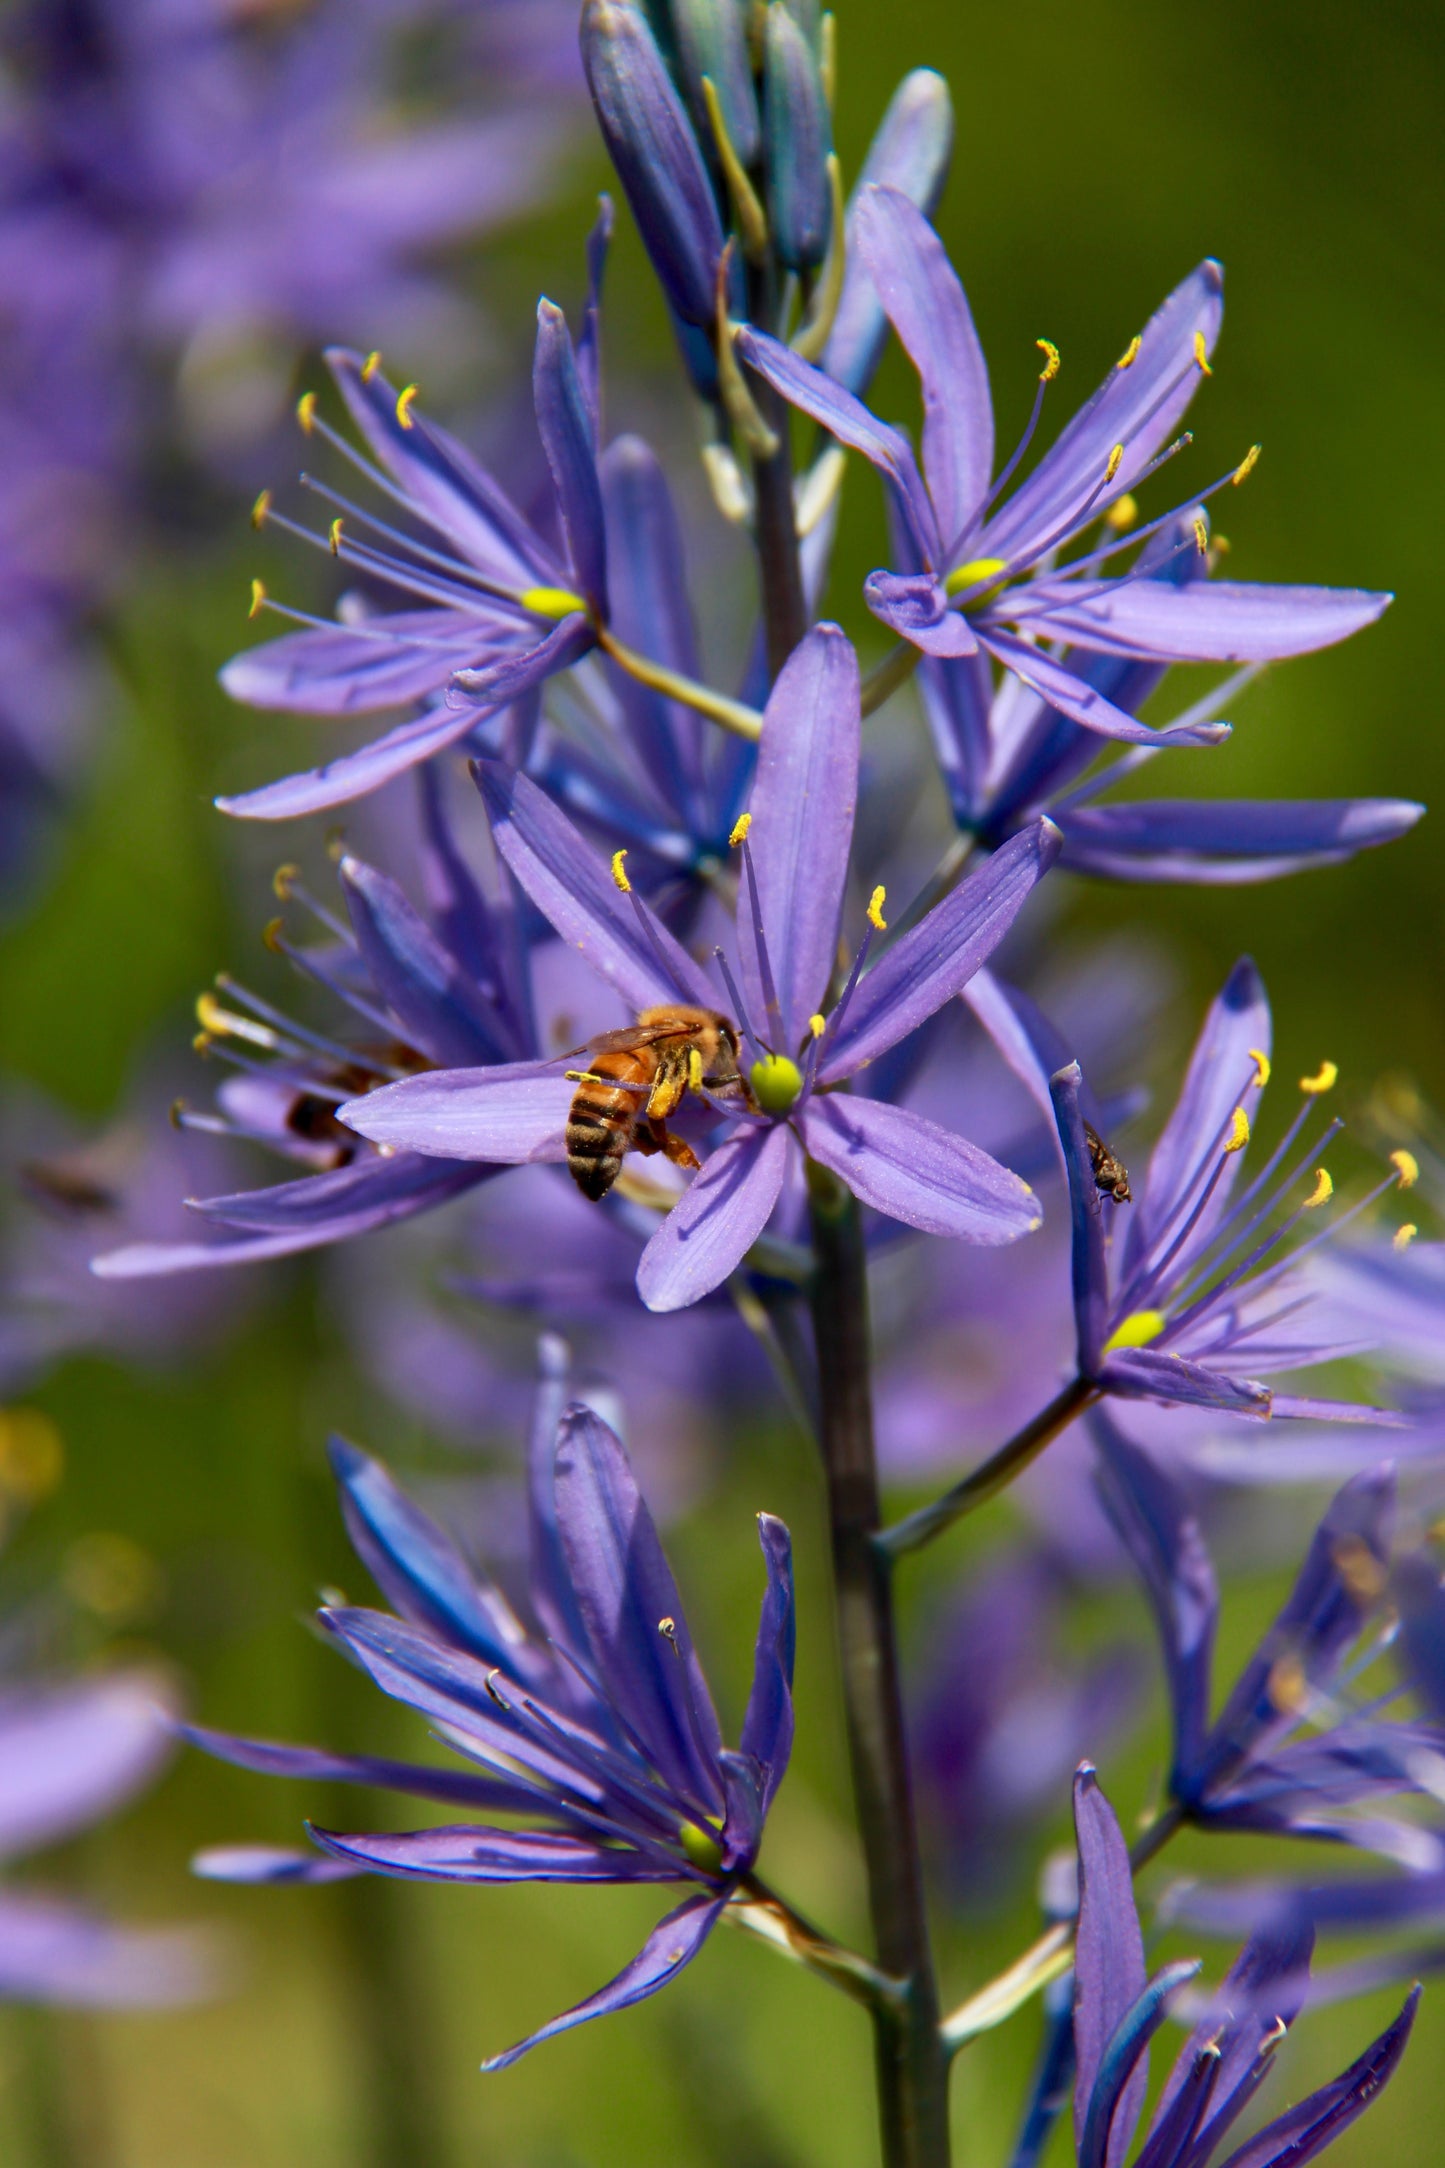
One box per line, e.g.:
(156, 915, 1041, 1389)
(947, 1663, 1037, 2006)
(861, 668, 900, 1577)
(1083, 1120, 1132, 1204)
(564, 1005, 750, 1202)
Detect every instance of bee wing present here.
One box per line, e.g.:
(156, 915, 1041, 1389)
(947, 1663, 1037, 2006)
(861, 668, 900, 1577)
(582, 1020, 693, 1056)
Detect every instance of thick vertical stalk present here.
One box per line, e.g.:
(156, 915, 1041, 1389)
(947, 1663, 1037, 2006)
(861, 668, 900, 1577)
(744, 262, 808, 678)
(808, 1166, 951, 2168)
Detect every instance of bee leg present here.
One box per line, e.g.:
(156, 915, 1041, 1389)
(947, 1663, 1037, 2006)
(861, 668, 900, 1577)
(646, 1053, 688, 1122)
(632, 1128, 663, 1157)
(651, 1121, 701, 1173)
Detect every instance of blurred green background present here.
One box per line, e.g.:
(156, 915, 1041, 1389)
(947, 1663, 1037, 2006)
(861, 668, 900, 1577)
(2, 1, 1443, 2162)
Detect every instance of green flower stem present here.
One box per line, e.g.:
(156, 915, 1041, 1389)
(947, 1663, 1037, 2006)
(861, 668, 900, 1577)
(879, 1377, 1100, 1561)
(807, 1162, 952, 2168)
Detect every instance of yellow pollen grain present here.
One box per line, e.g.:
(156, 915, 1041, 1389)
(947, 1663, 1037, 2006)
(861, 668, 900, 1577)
(1192, 515, 1209, 554)
(395, 383, 420, 429)
(1300, 1060, 1338, 1096)
(1224, 1106, 1251, 1153)
(1193, 330, 1213, 374)
(1395, 1222, 1419, 1251)
(1102, 1309, 1167, 1355)
(361, 350, 383, 383)
(1105, 493, 1138, 532)
(250, 488, 272, 529)
(248, 578, 266, 619)
(610, 848, 632, 894)
(809, 1013, 826, 1039)
(1303, 1167, 1334, 1210)
(1232, 444, 1261, 486)
(729, 812, 753, 848)
(1036, 338, 1061, 382)
(1249, 1047, 1272, 1089)
(296, 390, 317, 434)
(1116, 335, 1142, 370)
(867, 885, 888, 931)
(1391, 1149, 1420, 1189)
(328, 517, 344, 555)
(1104, 443, 1125, 484)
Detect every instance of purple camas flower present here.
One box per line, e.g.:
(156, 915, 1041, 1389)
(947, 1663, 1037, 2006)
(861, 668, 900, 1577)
(337, 625, 1061, 1310)
(191, 1396, 794, 2071)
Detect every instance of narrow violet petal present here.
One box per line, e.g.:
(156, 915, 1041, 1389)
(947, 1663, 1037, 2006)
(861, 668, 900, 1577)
(855, 185, 993, 547)
(575, 196, 615, 437)
(534, 300, 608, 611)
(739, 1515, 795, 1812)
(984, 261, 1224, 566)
(182, 1156, 493, 1236)
(480, 1891, 726, 2072)
(220, 612, 510, 717)
(0, 1672, 173, 1864)
(308, 1824, 673, 1882)
(824, 69, 954, 395)
(799, 1094, 1041, 1242)
(1073, 1766, 1148, 2162)
(1089, 1412, 1219, 1792)
(1080, 1960, 1202, 2168)
(740, 624, 860, 1045)
(822, 818, 1060, 1081)
(865, 570, 979, 656)
(326, 1439, 530, 1667)
(181, 1723, 555, 1820)
(733, 325, 941, 563)
(449, 612, 596, 705)
(636, 1123, 791, 1314)
(1050, 1062, 1109, 1375)
(1213, 1989, 1418, 2168)
(476, 762, 718, 1011)
(1058, 798, 1425, 884)
(527, 1340, 596, 1669)
(0, 1890, 217, 2004)
(599, 434, 706, 816)
(192, 1845, 362, 1885)
(1029, 579, 1391, 664)
(338, 1063, 573, 1164)
(216, 698, 485, 823)
(1101, 1347, 1271, 1416)
(338, 854, 508, 1067)
(979, 629, 1230, 749)
(962, 969, 1065, 1154)
(1395, 1551, 1445, 1725)
(554, 1404, 726, 1812)
(1149, 1922, 1314, 2160)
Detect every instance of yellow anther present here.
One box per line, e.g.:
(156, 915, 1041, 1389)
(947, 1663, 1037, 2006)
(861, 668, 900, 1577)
(1395, 1222, 1419, 1251)
(519, 584, 588, 619)
(808, 1014, 826, 1039)
(395, 383, 420, 429)
(1332, 1535, 1387, 1604)
(1267, 1653, 1307, 1714)
(296, 390, 317, 434)
(610, 849, 631, 894)
(1300, 1060, 1339, 1096)
(250, 488, 272, 529)
(1036, 338, 1061, 382)
(262, 917, 285, 954)
(1102, 1309, 1167, 1356)
(1192, 515, 1209, 555)
(1193, 330, 1213, 374)
(1104, 442, 1125, 484)
(248, 578, 266, 619)
(1105, 493, 1138, 532)
(1249, 1047, 1272, 1089)
(272, 863, 299, 899)
(867, 886, 888, 932)
(945, 556, 1008, 597)
(1303, 1167, 1334, 1210)
(1224, 1106, 1251, 1154)
(658, 1615, 679, 1647)
(1391, 1149, 1420, 1190)
(729, 812, 753, 848)
(361, 350, 383, 383)
(1116, 335, 1142, 370)
(1232, 443, 1261, 486)
(328, 517, 344, 555)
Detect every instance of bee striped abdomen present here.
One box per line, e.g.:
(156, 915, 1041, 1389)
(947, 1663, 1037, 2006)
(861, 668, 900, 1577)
(566, 1055, 648, 1201)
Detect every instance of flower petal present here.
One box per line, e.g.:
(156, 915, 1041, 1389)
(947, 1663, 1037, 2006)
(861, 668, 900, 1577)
(1050, 1061, 1110, 1375)
(636, 1123, 791, 1314)
(308, 1823, 674, 1882)
(192, 1845, 361, 1885)
(1214, 1988, 1418, 2168)
(1030, 578, 1391, 664)
(220, 610, 507, 717)
(480, 1890, 726, 2072)
(854, 185, 992, 549)
(182, 1723, 556, 1820)
(599, 434, 707, 822)
(476, 761, 718, 1010)
(338, 853, 511, 1066)
(864, 570, 979, 655)
(1100, 1346, 1272, 1416)
(338, 1063, 573, 1164)
(0, 1889, 215, 2006)
(799, 1094, 1040, 1241)
(1079, 1961, 1201, 2168)
(740, 1514, 796, 1811)
(1058, 797, 1425, 884)
(534, 300, 608, 611)
(739, 624, 860, 1046)
(978, 629, 1230, 748)
(182, 1155, 493, 1236)
(0, 1672, 173, 1865)
(822, 818, 1060, 1080)
(1073, 1766, 1148, 2167)
(824, 70, 954, 396)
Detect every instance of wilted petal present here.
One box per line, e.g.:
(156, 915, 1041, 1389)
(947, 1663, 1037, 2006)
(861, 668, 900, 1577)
(855, 186, 992, 548)
(1030, 578, 1391, 664)
(338, 1063, 572, 1164)
(637, 1123, 791, 1314)
(864, 570, 978, 655)
(822, 818, 1060, 1081)
(1073, 1767, 1148, 2166)
(799, 1094, 1040, 1241)
(480, 1890, 726, 2071)
(1059, 798, 1425, 884)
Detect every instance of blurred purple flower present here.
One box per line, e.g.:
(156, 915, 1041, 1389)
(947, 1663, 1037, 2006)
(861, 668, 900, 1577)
(191, 1399, 794, 2069)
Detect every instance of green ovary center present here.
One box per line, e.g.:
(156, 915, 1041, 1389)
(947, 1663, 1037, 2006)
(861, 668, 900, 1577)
(750, 1054, 803, 1115)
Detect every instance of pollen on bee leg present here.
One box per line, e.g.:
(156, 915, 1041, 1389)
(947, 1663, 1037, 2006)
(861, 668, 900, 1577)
(867, 886, 887, 931)
(687, 1047, 703, 1090)
(361, 350, 383, 383)
(610, 849, 632, 893)
(729, 812, 752, 847)
(1303, 1167, 1334, 1209)
(1395, 1222, 1419, 1250)
(1391, 1149, 1420, 1189)
(1224, 1106, 1251, 1153)
(1300, 1060, 1339, 1095)
(395, 383, 420, 428)
(1249, 1047, 1271, 1089)
(1193, 330, 1213, 374)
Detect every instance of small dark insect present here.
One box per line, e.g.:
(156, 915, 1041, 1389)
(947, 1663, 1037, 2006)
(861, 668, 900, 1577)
(1083, 1120, 1132, 1204)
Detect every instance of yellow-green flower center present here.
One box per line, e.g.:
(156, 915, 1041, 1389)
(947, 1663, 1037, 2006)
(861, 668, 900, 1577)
(1101, 1309, 1167, 1356)
(679, 1819, 725, 1874)
(750, 1054, 804, 1115)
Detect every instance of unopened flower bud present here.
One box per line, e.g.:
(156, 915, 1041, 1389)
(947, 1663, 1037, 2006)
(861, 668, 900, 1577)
(672, 0, 760, 168)
(581, 0, 724, 328)
(763, 3, 832, 272)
